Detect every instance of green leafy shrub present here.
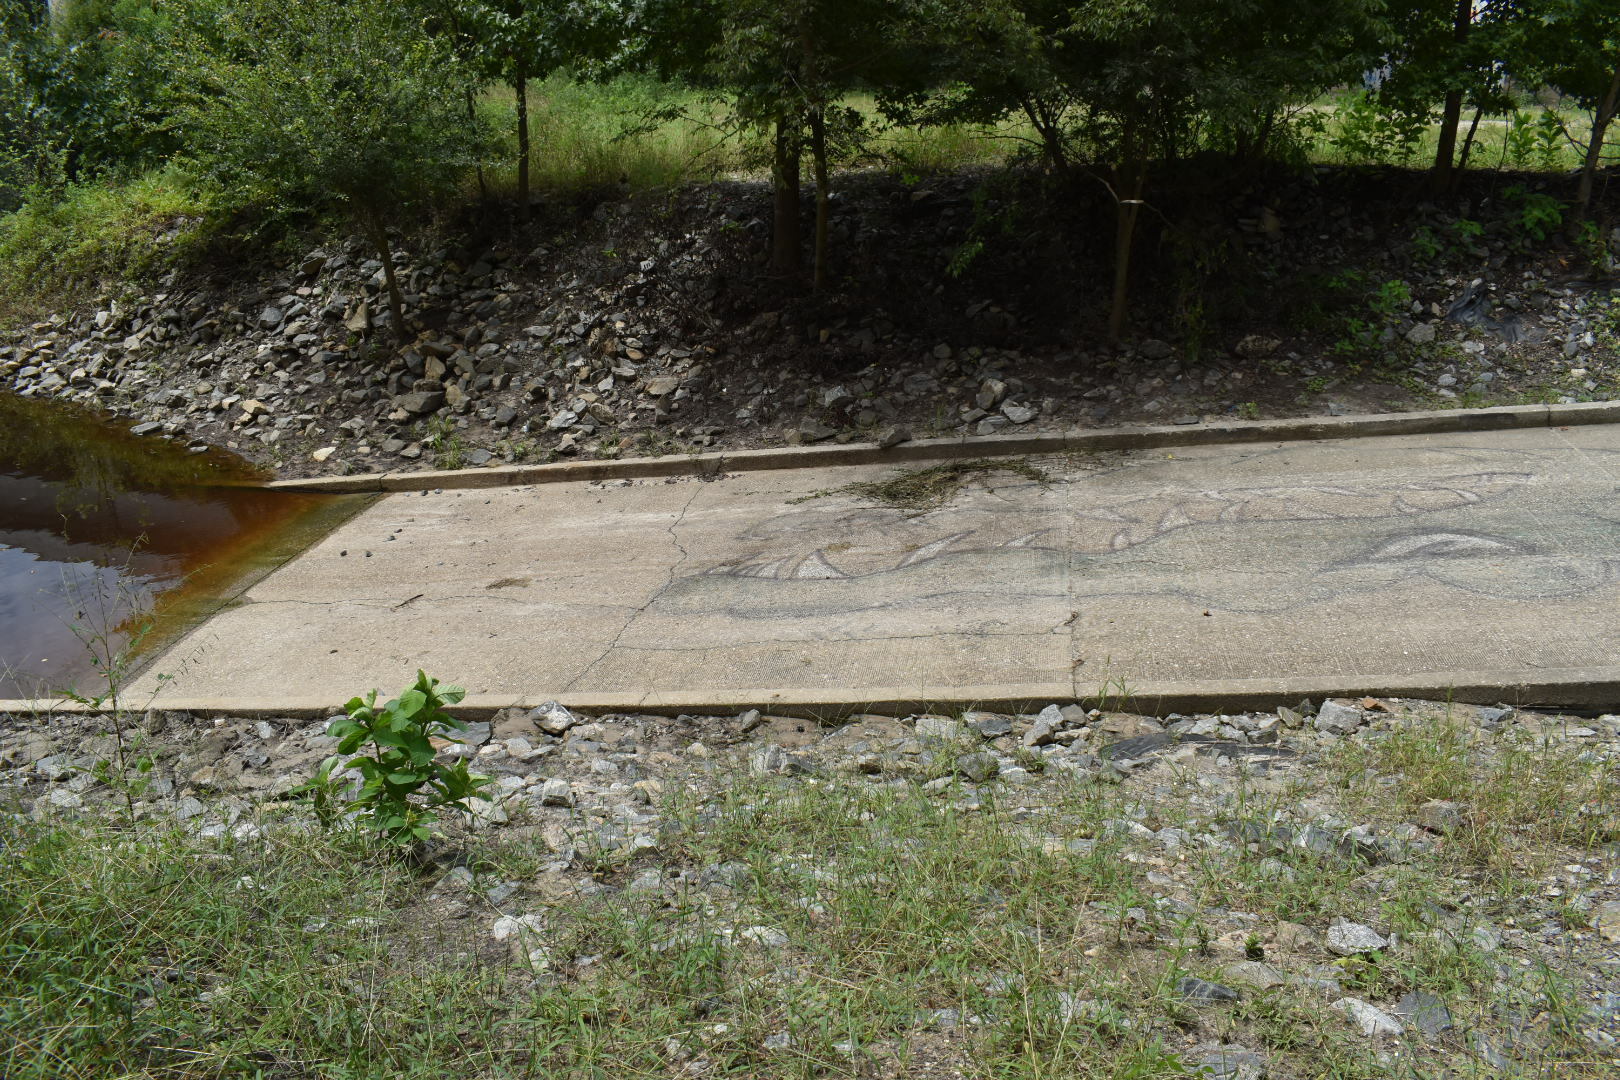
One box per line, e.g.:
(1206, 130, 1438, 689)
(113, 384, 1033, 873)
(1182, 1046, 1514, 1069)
(1500, 185, 1565, 249)
(294, 671, 492, 847)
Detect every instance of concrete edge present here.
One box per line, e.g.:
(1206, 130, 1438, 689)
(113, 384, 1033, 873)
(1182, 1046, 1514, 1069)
(7, 668, 1617, 721)
(257, 401, 1620, 494)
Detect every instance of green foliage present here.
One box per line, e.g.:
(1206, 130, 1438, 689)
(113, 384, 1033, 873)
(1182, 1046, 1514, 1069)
(1501, 109, 1566, 171)
(293, 670, 492, 847)
(1328, 89, 1427, 165)
(1574, 219, 1616, 275)
(172, 0, 491, 231)
(1500, 184, 1566, 249)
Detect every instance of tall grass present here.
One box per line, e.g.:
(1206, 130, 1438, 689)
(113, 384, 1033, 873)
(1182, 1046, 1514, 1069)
(0, 165, 219, 323)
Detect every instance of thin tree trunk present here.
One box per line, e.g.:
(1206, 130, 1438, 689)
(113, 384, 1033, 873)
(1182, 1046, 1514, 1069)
(1576, 64, 1620, 220)
(468, 88, 487, 201)
(1106, 160, 1145, 346)
(367, 215, 409, 345)
(771, 116, 802, 276)
(1430, 0, 1472, 194)
(1456, 105, 1485, 174)
(516, 68, 530, 223)
(810, 108, 829, 292)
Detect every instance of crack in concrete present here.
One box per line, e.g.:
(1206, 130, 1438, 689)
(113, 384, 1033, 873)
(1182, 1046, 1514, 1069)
(561, 482, 706, 692)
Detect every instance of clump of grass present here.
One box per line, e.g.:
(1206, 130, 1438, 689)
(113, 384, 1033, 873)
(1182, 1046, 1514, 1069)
(795, 458, 1051, 511)
(1329, 709, 1617, 870)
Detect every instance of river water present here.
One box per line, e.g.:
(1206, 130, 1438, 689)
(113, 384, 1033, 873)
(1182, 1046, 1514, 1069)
(0, 393, 358, 699)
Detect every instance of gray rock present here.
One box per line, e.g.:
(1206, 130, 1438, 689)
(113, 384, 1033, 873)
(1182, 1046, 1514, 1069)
(1221, 961, 1286, 990)
(1002, 402, 1038, 424)
(1594, 899, 1620, 943)
(531, 702, 578, 736)
(1177, 976, 1242, 1002)
(1395, 990, 1454, 1037)
(955, 752, 1000, 783)
(750, 744, 788, 776)
(876, 425, 911, 449)
(1331, 997, 1403, 1038)
(1326, 919, 1388, 956)
(396, 390, 445, 415)
(1023, 719, 1057, 747)
(1194, 1047, 1267, 1080)
(964, 711, 1013, 738)
(736, 925, 789, 948)
(914, 715, 970, 741)
(454, 721, 492, 747)
(1139, 339, 1174, 360)
(1405, 322, 1437, 345)
(538, 779, 575, 807)
(794, 419, 837, 443)
(130, 421, 163, 436)
(1313, 700, 1364, 735)
(258, 306, 285, 329)
(1416, 799, 1464, 834)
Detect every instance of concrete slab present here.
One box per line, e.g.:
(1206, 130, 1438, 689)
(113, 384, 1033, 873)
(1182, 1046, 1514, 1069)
(126, 425, 1620, 711)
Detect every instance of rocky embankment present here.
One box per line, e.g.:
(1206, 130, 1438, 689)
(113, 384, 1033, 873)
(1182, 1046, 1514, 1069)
(1, 172, 1617, 479)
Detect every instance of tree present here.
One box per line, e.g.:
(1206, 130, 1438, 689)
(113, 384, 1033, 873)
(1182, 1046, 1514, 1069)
(713, 0, 890, 285)
(172, 0, 492, 344)
(1498, 0, 1620, 218)
(897, 0, 1388, 342)
(626, 0, 915, 286)
(457, 0, 617, 221)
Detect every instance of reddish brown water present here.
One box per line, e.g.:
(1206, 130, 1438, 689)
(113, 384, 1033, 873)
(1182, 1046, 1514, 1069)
(0, 393, 361, 699)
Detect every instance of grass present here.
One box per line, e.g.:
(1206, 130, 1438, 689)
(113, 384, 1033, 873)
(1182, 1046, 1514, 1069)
(4, 698, 1617, 1078)
(791, 458, 1052, 511)
(0, 164, 221, 324)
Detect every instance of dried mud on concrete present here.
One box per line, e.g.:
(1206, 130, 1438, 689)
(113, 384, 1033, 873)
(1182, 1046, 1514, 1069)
(4, 695, 1618, 1077)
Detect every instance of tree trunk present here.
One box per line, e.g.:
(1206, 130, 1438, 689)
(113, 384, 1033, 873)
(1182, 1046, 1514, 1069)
(367, 215, 409, 345)
(1576, 63, 1620, 220)
(1430, 0, 1472, 194)
(1456, 105, 1485, 174)
(771, 116, 802, 276)
(468, 88, 487, 202)
(515, 68, 530, 223)
(1106, 160, 1146, 346)
(810, 108, 829, 292)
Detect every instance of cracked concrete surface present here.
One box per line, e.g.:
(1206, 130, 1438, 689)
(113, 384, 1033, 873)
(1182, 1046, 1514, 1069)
(131, 425, 1620, 708)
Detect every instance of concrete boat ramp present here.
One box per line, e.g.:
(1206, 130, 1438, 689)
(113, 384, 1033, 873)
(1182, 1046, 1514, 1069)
(85, 415, 1620, 717)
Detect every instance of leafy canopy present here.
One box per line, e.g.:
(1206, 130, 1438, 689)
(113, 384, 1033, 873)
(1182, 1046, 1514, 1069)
(170, 0, 491, 225)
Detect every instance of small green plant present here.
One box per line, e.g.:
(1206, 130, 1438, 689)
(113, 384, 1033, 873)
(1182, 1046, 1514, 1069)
(1369, 278, 1412, 320)
(1410, 225, 1442, 263)
(1236, 401, 1261, 420)
(1500, 185, 1565, 249)
(1574, 220, 1614, 275)
(1501, 110, 1565, 171)
(425, 414, 465, 469)
(294, 670, 492, 847)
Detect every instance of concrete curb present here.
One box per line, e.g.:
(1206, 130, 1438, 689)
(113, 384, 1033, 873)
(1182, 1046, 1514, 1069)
(7, 667, 1617, 720)
(262, 401, 1620, 494)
